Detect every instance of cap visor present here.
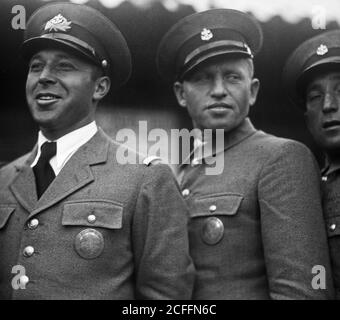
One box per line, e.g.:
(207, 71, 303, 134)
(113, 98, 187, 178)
(21, 37, 98, 65)
(297, 58, 340, 92)
(180, 49, 251, 80)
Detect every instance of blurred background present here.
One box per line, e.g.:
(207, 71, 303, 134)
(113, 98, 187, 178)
(1, 0, 339, 167)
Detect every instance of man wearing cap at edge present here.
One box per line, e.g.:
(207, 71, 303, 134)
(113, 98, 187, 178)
(283, 29, 340, 299)
(0, 2, 194, 299)
(157, 9, 334, 299)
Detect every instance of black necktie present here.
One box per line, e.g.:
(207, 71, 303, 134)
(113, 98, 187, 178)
(33, 141, 57, 198)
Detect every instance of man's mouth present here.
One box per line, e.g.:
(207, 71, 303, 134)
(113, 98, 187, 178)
(35, 93, 61, 105)
(323, 120, 340, 129)
(206, 103, 232, 111)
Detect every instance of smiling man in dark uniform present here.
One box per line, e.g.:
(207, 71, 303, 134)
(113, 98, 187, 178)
(156, 8, 334, 299)
(0, 2, 194, 299)
(283, 29, 340, 299)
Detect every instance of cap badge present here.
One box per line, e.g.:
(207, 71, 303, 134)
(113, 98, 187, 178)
(316, 44, 328, 56)
(44, 14, 72, 33)
(201, 28, 213, 41)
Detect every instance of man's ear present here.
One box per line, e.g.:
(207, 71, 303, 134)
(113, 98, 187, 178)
(93, 76, 111, 102)
(173, 81, 187, 108)
(249, 78, 260, 106)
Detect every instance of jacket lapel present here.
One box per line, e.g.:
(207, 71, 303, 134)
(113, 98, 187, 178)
(29, 129, 110, 217)
(10, 147, 38, 213)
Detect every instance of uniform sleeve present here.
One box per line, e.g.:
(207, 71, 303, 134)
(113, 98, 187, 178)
(132, 163, 195, 299)
(258, 141, 335, 299)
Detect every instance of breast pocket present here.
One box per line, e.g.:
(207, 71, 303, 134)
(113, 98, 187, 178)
(0, 205, 16, 230)
(62, 200, 123, 259)
(62, 200, 123, 229)
(190, 193, 243, 245)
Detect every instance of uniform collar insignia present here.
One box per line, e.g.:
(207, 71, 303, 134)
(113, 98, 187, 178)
(44, 14, 72, 32)
(316, 44, 328, 56)
(201, 28, 213, 41)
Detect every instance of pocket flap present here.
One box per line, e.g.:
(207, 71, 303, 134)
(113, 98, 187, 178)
(0, 205, 16, 229)
(190, 193, 243, 218)
(326, 215, 340, 237)
(62, 200, 123, 229)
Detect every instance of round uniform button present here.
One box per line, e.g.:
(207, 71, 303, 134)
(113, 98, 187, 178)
(182, 189, 190, 197)
(330, 223, 336, 231)
(201, 217, 224, 245)
(27, 219, 39, 229)
(87, 214, 96, 224)
(209, 205, 217, 212)
(19, 275, 29, 287)
(23, 246, 35, 257)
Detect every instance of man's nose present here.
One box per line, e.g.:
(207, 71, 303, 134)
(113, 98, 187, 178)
(322, 91, 339, 113)
(210, 77, 227, 99)
(38, 66, 57, 85)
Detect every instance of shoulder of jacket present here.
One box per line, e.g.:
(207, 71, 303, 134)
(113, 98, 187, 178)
(253, 131, 306, 150)
(0, 154, 31, 181)
(0, 161, 8, 169)
(3, 153, 29, 169)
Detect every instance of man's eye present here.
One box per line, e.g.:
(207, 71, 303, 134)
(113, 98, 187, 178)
(335, 85, 340, 94)
(56, 62, 75, 70)
(191, 73, 209, 82)
(226, 74, 240, 81)
(29, 62, 43, 71)
(307, 92, 322, 102)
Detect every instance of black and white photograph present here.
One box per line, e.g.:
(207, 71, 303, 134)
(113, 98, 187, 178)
(0, 0, 339, 305)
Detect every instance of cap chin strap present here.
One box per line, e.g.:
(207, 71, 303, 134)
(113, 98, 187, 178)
(184, 39, 253, 65)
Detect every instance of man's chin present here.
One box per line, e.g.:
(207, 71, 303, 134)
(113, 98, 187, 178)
(203, 120, 240, 132)
(319, 138, 340, 155)
(32, 116, 59, 130)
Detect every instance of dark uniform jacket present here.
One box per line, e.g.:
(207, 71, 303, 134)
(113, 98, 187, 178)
(0, 128, 194, 299)
(321, 162, 340, 299)
(178, 118, 334, 299)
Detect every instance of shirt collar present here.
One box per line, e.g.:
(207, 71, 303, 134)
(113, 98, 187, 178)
(321, 154, 340, 176)
(31, 121, 98, 169)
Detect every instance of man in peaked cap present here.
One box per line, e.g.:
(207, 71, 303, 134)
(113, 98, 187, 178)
(0, 2, 194, 299)
(283, 29, 340, 299)
(157, 8, 334, 299)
